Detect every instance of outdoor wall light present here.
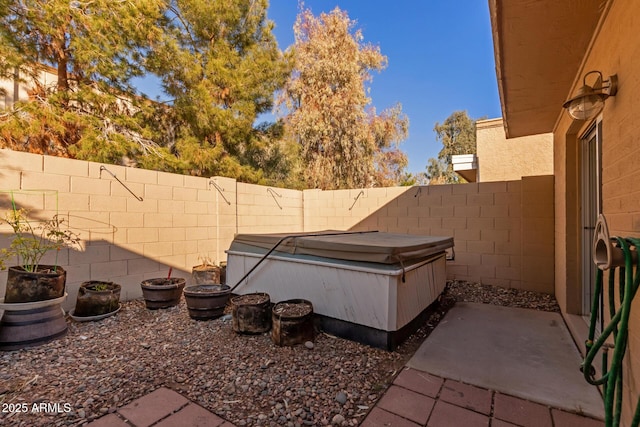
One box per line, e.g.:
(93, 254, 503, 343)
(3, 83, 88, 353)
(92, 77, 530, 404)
(563, 70, 618, 120)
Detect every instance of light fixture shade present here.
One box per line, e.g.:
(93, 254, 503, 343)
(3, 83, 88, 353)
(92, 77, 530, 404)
(564, 88, 606, 120)
(563, 71, 617, 121)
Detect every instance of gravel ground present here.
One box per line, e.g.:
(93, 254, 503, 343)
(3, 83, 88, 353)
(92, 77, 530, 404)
(0, 280, 560, 427)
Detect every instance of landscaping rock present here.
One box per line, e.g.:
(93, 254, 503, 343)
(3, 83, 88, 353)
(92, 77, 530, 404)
(0, 280, 558, 426)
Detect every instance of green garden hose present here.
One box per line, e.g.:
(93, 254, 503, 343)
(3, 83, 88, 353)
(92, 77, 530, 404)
(583, 236, 640, 427)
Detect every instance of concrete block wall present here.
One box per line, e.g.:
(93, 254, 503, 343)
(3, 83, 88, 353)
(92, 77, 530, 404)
(0, 150, 220, 308)
(0, 150, 305, 309)
(237, 182, 303, 234)
(303, 187, 411, 231)
(209, 176, 239, 265)
(0, 148, 555, 310)
(344, 176, 555, 294)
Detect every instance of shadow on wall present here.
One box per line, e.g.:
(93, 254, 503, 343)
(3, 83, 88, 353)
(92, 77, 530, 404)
(0, 192, 190, 311)
(0, 149, 554, 303)
(342, 176, 555, 295)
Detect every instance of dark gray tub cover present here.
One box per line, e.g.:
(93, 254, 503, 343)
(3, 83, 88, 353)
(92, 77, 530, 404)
(229, 230, 454, 265)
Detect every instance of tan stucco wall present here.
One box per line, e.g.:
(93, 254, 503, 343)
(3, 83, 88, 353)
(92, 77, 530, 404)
(1, 67, 57, 110)
(552, 0, 640, 423)
(0, 148, 555, 311)
(476, 118, 553, 182)
(555, 0, 640, 314)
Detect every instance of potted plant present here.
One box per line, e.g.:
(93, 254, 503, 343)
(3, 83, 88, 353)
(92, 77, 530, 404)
(140, 268, 186, 309)
(191, 256, 221, 285)
(183, 283, 231, 320)
(231, 292, 271, 333)
(271, 299, 315, 346)
(0, 205, 80, 350)
(0, 207, 80, 303)
(71, 280, 121, 320)
(219, 260, 227, 285)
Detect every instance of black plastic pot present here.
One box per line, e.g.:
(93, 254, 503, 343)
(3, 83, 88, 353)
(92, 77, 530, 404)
(271, 299, 315, 346)
(231, 292, 271, 334)
(73, 281, 121, 317)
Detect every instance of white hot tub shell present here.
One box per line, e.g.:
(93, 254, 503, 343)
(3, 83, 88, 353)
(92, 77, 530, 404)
(226, 231, 454, 349)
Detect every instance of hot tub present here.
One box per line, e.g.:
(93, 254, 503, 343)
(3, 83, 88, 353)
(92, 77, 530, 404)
(226, 231, 454, 350)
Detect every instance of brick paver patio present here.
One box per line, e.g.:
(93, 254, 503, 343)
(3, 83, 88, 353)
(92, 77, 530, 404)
(85, 367, 604, 427)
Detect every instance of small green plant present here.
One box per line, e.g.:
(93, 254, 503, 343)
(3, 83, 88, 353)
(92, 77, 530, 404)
(0, 207, 81, 272)
(90, 283, 109, 291)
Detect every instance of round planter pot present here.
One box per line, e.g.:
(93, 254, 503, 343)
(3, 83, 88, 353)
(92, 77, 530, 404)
(73, 281, 121, 318)
(184, 284, 230, 320)
(4, 265, 66, 303)
(271, 299, 315, 346)
(219, 261, 227, 285)
(231, 292, 271, 334)
(140, 278, 186, 309)
(191, 265, 221, 285)
(0, 293, 68, 351)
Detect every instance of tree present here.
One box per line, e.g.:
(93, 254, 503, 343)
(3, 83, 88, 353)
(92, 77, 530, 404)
(277, 6, 408, 190)
(426, 110, 477, 184)
(1, 0, 296, 186)
(425, 158, 448, 185)
(143, 0, 293, 182)
(0, 0, 166, 158)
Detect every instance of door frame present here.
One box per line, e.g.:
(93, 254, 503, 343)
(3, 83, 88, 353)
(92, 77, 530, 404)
(580, 119, 602, 319)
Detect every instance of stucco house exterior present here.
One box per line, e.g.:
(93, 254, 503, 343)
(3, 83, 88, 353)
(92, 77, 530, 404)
(452, 117, 554, 183)
(0, 64, 58, 110)
(489, 0, 639, 423)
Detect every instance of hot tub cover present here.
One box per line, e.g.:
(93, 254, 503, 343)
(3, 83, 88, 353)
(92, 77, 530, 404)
(229, 230, 453, 265)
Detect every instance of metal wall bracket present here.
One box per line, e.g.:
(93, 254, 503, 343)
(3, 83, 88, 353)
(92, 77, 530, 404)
(349, 190, 364, 211)
(209, 179, 231, 205)
(267, 188, 283, 210)
(99, 166, 143, 201)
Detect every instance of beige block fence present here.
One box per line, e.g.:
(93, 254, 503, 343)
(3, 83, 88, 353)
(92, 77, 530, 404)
(0, 149, 554, 310)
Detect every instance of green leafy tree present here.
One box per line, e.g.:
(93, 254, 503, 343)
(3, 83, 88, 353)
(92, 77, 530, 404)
(144, 0, 293, 182)
(427, 110, 477, 184)
(1, 0, 296, 186)
(425, 157, 448, 185)
(277, 6, 408, 190)
(0, 0, 165, 159)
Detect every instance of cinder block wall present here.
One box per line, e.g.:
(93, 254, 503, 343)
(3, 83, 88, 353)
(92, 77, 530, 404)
(0, 150, 308, 310)
(0, 148, 555, 310)
(0, 150, 228, 308)
(303, 187, 410, 231)
(326, 176, 555, 293)
(237, 182, 303, 233)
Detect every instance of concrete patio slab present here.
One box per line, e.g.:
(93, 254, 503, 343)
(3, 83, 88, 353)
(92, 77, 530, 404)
(406, 302, 604, 420)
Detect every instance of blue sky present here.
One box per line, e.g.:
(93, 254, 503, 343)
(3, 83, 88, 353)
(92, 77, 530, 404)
(266, 1, 502, 174)
(135, 1, 502, 175)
